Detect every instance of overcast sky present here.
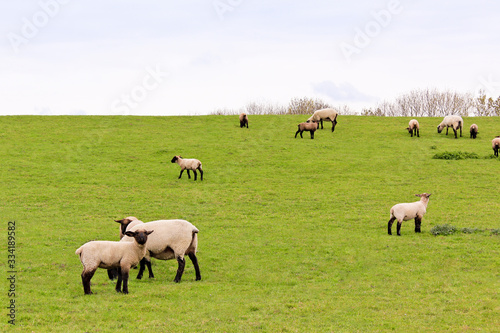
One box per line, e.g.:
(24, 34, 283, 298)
(1, 0, 499, 115)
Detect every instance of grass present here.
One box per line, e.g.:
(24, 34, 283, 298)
(1, 115, 499, 332)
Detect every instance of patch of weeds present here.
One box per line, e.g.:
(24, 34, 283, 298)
(490, 229, 500, 236)
(430, 145, 437, 150)
(483, 154, 499, 159)
(432, 151, 479, 160)
(430, 224, 457, 236)
(461, 228, 482, 234)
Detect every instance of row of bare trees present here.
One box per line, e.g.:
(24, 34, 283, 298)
(362, 89, 500, 117)
(211, 90, 500, 116)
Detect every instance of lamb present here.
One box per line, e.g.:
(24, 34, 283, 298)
(75, 229, 153, 294)
(114, 218, 201, 283)
(171, 155, 203, 181)
(306, 108, 338, 132)
(295, 122, 318, 139)
(387, 193, 431, 236)
(437, 115, 463, 138)
(469, 124, 478, 139)
(239, 113, 249, 128)
(492, 136, 500, 157)
(406, 119, 420, 137)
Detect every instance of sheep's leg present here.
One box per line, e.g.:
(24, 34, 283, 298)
(115, 268, 123, 293)
(121, 268, 130, 294)
(414, 217, 422, 233)
(320, 119, 324, 129)
(81, 270, 95, 295)
(445, 127, 449, 135)
(310, 131, 314, 139)
(188, 253, 202, 281)
(300, 131, 303, 138)
(453, 128, 458, 139)
(174, 256, 186, 283)
(178, 169, 184, 179)
(198, 167, 203, 181)
(295, 130, 300, 138)
(388, 217, 396, 235)
(137, 258, 154, 279)
(416, 128, 419, 137)
(107, 268, 118, 280)
(193, 170, 197, 181)
(186, 170, 191, 179)
(396, 221, 402, 236)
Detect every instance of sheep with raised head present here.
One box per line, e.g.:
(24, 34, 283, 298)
(387, 193, 431, 236)
(492, 136, 500, 157)
(469, 124, 478, 139)
(171, 155, 203, 181)
(114, 218, 201, 283)
(75, 229, 153, 294)
(295, 122, 318, 139)
(437, 115, 463, 138)
(406, 119, 420, 137)
(239, 113, 249, 128)
(306, 108, 338, 132)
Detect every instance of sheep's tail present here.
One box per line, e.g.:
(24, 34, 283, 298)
(75, 246, 83, 256)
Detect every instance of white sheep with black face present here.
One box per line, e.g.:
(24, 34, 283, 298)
(437, 115, 463, 138)
(75, 229, 153, 294)
(113, 218, 201, 283)
(469, 124, 478, 139)
(406, 119, 420, 137)
(171, 155, 203, 181)
(306, 108, 338, 132)
(239, 113, 249, 128)
(492, 136, 500, 157)
(387, 193, 431, 236)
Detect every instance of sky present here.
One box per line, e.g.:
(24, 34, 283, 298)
(1, 0, 499, 116)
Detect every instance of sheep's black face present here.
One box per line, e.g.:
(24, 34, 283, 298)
(125, 230, 154, 245)
(171, 156, 178, 163)
(437, 126, 442, 133)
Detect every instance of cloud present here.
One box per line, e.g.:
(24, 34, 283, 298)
(312, 81, 376, 103)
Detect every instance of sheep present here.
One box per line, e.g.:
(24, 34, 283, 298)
(469, 124, 478, 139)
(492, 136, 500, 157)
(239, 113, 249, 128)
(406, 119, 420, 137)
(115, 216, 142, 239)
(171, 155, 203, 181)
(75, 229, 154, 294)
(295, 121, 318, 139)
(306, 108, 338, 132)
(387, 193, 431, 236)
(114, 218, 201, 283)
(437, 115, 463, 138)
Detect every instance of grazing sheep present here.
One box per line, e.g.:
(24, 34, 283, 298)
(75, 229, 153, 294)
(387, 193, 431, 236)
(437, 115, 463, 138)
(239, 113, 249, 128)
(171, 155, 203, 181)
(492, 136, 500, 157)
(469, 124, 478, 139)
(295, 122, 318, 139)
(115, 218, 201, 283)
(307, 108, 338, 132)
(406, 119, 420, 137)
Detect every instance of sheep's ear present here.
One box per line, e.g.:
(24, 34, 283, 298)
(146, 230, 154, 235)
(415, 194, 421, 197)
(124, 231, 136, 237)
(115, 219, 124, 223)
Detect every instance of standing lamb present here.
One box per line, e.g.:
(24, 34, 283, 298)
(75, 229, 153, 294)
(239, 113, 249, 128)
(406, 119, 420, 137)
(171, 155, 203, 181)
(437, 115, 463, 139)
(307, 108, 338, 132)
(295, 122, 318, 139)
(114, 218, 201, 283)
(492, 136, 500, 157)
(469, 124, 478, 139)
(387, 193, 431, 236)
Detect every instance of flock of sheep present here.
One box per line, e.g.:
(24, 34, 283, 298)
(75, 109, 500, 294)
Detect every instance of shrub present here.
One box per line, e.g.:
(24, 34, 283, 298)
(461, 227, 482, 234)
(432, 151, 479, 160)
(430, 224, 457, 236)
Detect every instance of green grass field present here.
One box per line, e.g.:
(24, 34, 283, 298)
(1, 115, 499, 332)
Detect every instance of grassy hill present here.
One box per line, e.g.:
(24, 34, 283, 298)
(1, 115, 499, 332)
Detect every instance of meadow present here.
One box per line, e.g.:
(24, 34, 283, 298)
(1, 115, 499, 332)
